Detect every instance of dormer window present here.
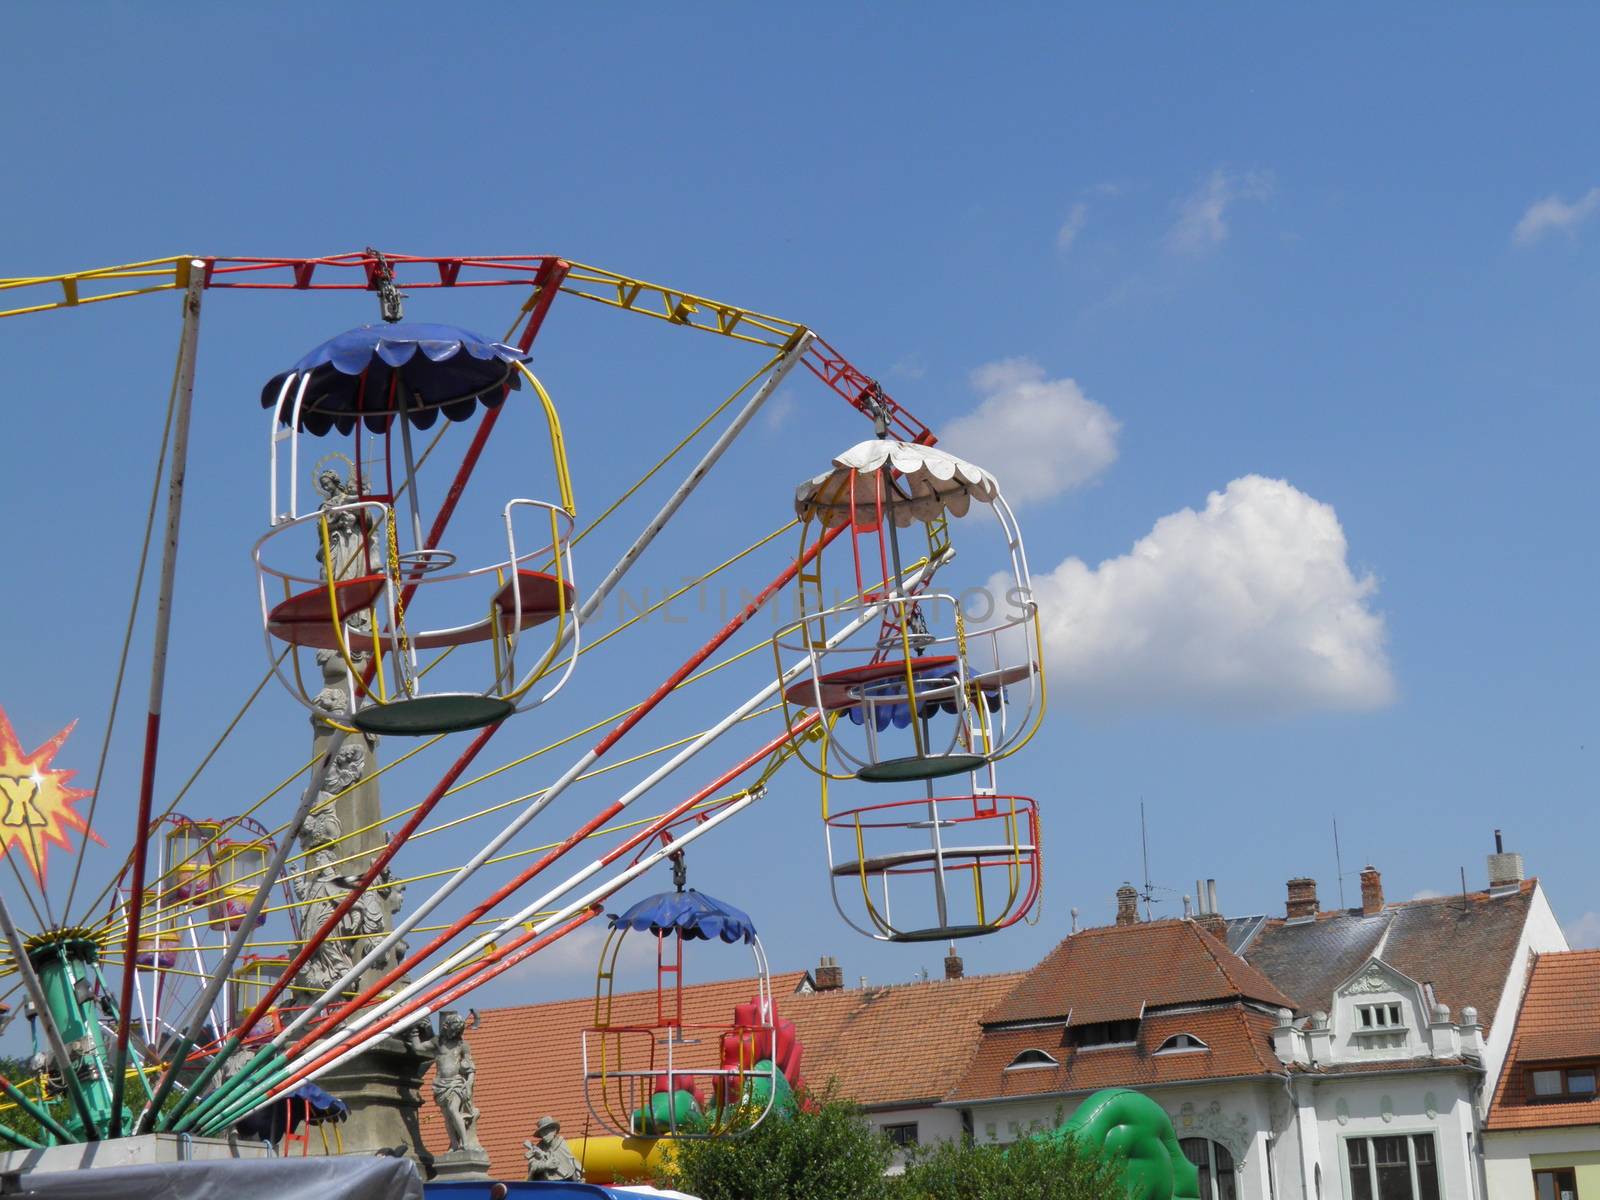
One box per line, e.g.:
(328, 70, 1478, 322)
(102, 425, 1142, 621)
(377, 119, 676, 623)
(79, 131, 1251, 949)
(1065, 1019, 1141, 1049)
(1359, 1003, 1403, 1030)
(1527, 1065, 1598, 1101)
(1005, 1048, 1059, 1070)
(1156, 1033, 1209, 1054)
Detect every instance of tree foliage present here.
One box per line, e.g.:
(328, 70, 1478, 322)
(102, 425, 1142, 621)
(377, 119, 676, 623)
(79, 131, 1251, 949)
(662, 1090, 1127, 1200)
(897, 1128, 1126, 1199)
(663, 1093, 895, 1200)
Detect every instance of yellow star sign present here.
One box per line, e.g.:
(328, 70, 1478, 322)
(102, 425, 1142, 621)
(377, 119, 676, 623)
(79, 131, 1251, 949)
(0, 705, 101, 886)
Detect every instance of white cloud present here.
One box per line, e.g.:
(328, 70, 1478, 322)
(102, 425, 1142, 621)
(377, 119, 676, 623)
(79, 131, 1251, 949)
(1167, 168, 1275, 255)
(763, 389, 797, 431)
(1566, 912, 1600, 949)
(1411, 889, 1445, 902)
(1056, 203, 1089, 252)
(939, 359, 1119, 504)
(1513, 187, 1600, 245)
(1028, 475, 1395, 716)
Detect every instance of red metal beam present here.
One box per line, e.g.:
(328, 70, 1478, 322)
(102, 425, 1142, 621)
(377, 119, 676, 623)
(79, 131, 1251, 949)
(802, 334, 936, 447)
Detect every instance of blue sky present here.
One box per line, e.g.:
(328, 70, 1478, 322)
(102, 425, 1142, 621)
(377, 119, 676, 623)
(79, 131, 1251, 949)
(0, 3, 1596, 1022)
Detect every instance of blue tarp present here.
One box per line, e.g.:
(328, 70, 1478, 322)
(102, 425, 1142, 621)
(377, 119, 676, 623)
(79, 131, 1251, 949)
(607, 889, 757, 944)
(233, 1081, 348, 1144)
(261, 322, 530, 437)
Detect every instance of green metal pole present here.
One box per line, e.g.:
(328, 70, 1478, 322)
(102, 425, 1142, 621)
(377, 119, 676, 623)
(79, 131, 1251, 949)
(153, 1034, 237, 1132)
(0, 1075, 74, 1145)
(0, 1120, 44, 1151)
(174, 1054, 289, 1136)
(0, 903, 102, 1140)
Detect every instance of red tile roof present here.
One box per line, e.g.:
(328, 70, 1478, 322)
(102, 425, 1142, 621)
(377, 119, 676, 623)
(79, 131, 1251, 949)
(1487, 950, 1600, 1131)
(418, 971, 809, 1179)
(783, 972, 1024, 1108)
(983, 919, 1294, 1026)
(946, 919, 1296, 1104)
(947, 1004, 1284, 1103)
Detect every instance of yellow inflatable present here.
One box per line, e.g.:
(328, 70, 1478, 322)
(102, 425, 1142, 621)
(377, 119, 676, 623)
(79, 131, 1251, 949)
(570, 1134, 672, 1184)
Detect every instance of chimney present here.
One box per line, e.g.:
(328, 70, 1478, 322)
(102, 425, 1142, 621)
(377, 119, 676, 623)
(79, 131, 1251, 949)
(1286, 877, 1318, 922)
(1487, 829, 1524, 893)
(1115, 883, 1140, 926)
(944, 944, 964, 980)
(813, 955, 843, 992)
(1360, 865, 1385, 916)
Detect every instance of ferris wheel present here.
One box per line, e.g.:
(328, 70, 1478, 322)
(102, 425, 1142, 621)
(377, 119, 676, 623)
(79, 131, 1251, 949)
(0, 248, 1048, 1152)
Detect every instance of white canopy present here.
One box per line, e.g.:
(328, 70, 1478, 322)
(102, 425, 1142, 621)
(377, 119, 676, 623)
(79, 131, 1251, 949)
(794, 439, 999, 527)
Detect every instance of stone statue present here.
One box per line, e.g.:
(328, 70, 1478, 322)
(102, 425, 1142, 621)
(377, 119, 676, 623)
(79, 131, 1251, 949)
(315, 467, 370, 585)
(292, 849, 355, 995)
(524, 1115, 581, 1182)
(430, 1010, 483, 1155)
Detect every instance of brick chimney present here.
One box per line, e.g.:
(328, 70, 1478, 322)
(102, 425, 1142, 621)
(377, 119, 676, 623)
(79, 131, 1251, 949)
(1488, 829, 1524, 893)
(814, 955, 843, 992)
(1286, 877, 1318, 921)
(1360, 865, 1384, 916)
(944, 949, 964, 980)
(1115, 883, 1140, 926)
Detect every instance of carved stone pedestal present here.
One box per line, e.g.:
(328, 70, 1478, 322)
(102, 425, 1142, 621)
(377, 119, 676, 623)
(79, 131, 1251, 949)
(430, 1146, 493, 1181)
(308, 1035, 435, 1176)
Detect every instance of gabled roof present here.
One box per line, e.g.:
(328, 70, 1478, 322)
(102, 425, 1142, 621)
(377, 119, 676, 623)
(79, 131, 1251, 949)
(982, 919, 1294, 1027)
(946, 1003, 1284, 1103)
(1243, 880, 1535, 1033)
(1487, 950, 1600, 1131)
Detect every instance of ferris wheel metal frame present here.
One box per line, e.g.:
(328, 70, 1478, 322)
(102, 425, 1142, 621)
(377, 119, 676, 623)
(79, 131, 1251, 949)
(0, 248, 1035, 1151)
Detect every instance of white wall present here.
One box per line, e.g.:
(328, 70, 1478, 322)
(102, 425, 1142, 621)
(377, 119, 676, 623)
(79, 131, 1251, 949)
(1482, 882, 1568, 1112)
(1484, 1125, 1600, 1200)
(1308, 1072, 1480, 1200)
(864, 1105, 962, 1173)
(956, 1080, 1281, 1200)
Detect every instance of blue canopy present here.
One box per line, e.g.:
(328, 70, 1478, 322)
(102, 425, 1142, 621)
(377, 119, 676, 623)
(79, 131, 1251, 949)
(261, 322, 529, 437)
(607, 888, 758, 944)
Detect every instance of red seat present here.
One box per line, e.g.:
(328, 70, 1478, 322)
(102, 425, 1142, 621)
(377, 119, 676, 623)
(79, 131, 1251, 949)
(783, 656, 958, 710)
(267, 576, 387, 649)
(403, 570, 577, 650)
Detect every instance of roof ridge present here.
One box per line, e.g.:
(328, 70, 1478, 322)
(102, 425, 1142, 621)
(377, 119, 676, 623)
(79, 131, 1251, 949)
(1187, 918, 1292, 1007)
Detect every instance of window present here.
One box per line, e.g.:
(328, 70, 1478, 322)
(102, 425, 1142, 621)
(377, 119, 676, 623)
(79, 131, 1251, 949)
(1528, 1065, 1599, 1101)
(882, 1122, 918, 1149)
(1358, 1003, 1404, 1029)
(1157, 1033, 1210, 1053)
(1534, 1167, 1578, 1200)
(1345, 1134, 1441, 1200)
(1065, 1018, 1140, 1048)
(1180, 1138, 1238, 1200)
(1005, 1048, 1059, 1069)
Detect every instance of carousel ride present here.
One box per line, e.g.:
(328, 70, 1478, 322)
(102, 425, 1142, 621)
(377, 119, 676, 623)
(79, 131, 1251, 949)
(0, 250, 1048, 1157)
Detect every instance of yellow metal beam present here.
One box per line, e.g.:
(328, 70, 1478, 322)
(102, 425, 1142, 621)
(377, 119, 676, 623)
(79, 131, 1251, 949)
(0, 256, 192, 320)
(558, 261, 805, 348)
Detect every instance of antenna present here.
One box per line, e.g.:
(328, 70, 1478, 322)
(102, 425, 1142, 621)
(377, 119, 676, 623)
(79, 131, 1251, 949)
(1333, 817, 1346, 910)
(1140, 800, 1153, 920)
(1137, 800, 1174, 917)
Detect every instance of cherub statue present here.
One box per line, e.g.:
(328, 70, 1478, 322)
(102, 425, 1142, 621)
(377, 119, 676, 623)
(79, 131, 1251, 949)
(431, 1010, 483, 1154)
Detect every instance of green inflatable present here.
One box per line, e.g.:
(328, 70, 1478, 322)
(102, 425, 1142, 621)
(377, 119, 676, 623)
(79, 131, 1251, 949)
(1049, 1088, 1201, 1200)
